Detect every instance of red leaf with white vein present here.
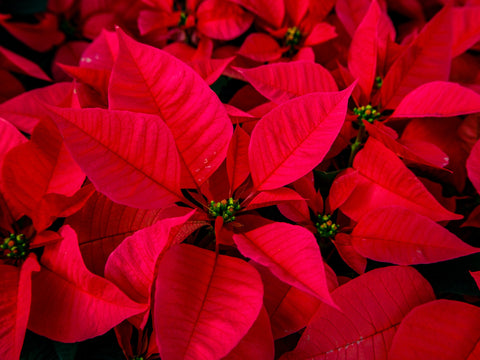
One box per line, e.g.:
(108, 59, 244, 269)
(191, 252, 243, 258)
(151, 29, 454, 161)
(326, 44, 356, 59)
(391, 81, 480, 118)
(236, 61, 338, 104)
(389, 300, 480, 360)
(233, 222, 334, 306)
(109, 29, 232, 187)
(0, 255, 39, 360)
(351, 206, 478, 265)
(337, 138, 461, 222)
(50, 107, 183, 209)
(154, 244, 263, 360)
(28, 226, 147, 342)
(281, 266, 436, 360)
(249, 85, 354, 191)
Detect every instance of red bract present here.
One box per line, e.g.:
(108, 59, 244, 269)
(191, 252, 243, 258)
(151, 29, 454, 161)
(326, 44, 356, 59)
(282, 266, 436, 360)
(389, 300, 480, 359)
(330, 138, 461, 222)
(3, 1, 480, 358)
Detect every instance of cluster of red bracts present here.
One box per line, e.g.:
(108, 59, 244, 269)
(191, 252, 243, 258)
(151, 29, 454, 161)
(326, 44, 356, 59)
(1, 0, 480, 359)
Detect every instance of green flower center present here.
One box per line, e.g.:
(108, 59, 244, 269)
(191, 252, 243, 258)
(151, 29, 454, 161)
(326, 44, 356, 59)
(209, 198, 241, 223)
(353, 105, 381, 123)
(178, 11, 187, 26)
(315, 215, 339, 238)
(375, 76, 383, 89)
(1, 233, 28, 260)
(285, 26, 302, 47)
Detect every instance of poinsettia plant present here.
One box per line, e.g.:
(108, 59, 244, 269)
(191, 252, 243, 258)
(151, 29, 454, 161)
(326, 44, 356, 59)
(1, 0, 480, 359)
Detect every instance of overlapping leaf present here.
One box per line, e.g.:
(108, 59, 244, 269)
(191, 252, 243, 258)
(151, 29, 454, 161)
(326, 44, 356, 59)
(334, 138, 461, 222)
(389, 300, 480, 360)
(351, 206, 478, 265)
(50, 107, 183, 209)
(233, 222, 334, 306)
(28, 226, 147, 342)
(391, 81, 480, 118)
(0, 256, 39, 360)
(104, 211, 196, 305)
(67, 192, 170, 276)
(236, 61, 338, 104)
(380, 6, 453, 109)
(154, 244, 263, 360)
(249, 85, 354, 191)
(108, 29, 232, 187)
(282, 266, 436, 360)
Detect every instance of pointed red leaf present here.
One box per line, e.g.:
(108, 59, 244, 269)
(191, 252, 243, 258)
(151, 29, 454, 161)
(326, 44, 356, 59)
(0, 13, 64, 52)
(363, 121, 449, 169)
(222, 306, 274, 360)
(253, 262, 337, 339)
(0, 82, 74, 134)
(467, 139, 480, 194)
(351, 206, 478, 265)
(249, 85, 354, 191)
(2, 120, 85, 229)
(236, 61, 338, 104)
(303, 22, 337, 46)
(154, 244, 263, 360)
(332, 233, 367, 274)
(338, 138, 462, 222)
(282, 266, 436, 360)
(380, 6, 453, 109)
(50, 107, 183, 209)
(196, 0, 253, 40)
(237, 33, 284, 63)
(0, 45, 51, 81)
(389, 300, 480, 360)
(233, 222, 334, 306)
(80, 29, 118, 70)
(105, 211, 196, 305)
(28, 226, 147, 342)
(67, 192, 174, 276)
(391, 81, 480, 118)
(400, 117, 469, 192)
(109, 29, 232, 186)
(0, 255, 39, 360)
(348, 0, 381, 99)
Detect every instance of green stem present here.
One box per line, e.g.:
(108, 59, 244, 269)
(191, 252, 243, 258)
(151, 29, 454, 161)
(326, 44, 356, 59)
(348, 123, 366, 167)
